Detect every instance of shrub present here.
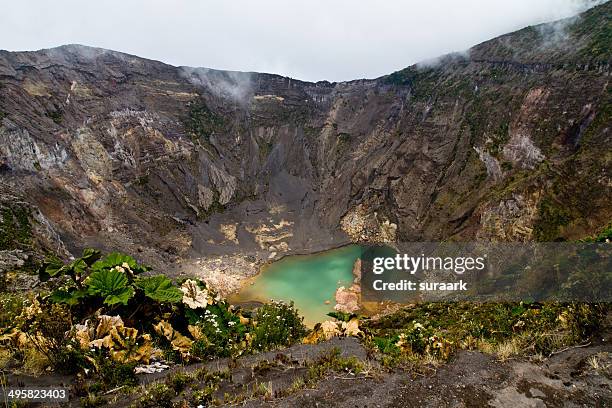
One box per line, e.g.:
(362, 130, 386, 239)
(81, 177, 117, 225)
(89, 352, 138, 394)
(138, 383, 175, 408)
(581, 223, 612, 242)
(50, 344, 87, 375)
(304, 348, 365, 384)
(533, 197, 571, 241)
(18, 300, 86, 374)
(365, 302, 607, 361)
(184, 99, 224, 142)
(80, 394, 105, 408)
(189, 302, 248, 359)
(0, 205, 32, 251)
(46, 108, 63, 124)
(252, 301, 306, 351)
(167, 371, 192, 392)
(0, 293, 25, 330)
(94, 356, 138, 390)
(190, 370, 230, 405)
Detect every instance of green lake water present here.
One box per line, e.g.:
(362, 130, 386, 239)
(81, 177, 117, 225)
(232, 245, 363, 326)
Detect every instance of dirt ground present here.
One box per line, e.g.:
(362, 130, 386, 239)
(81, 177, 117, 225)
(241, 327, 612, 408)
(249, 343, 611, 408)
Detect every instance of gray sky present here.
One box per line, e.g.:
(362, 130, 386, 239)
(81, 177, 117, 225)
(0, 0, 603, 82)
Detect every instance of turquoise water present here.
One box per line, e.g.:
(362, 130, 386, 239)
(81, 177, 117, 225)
(233, 245, 363, 326)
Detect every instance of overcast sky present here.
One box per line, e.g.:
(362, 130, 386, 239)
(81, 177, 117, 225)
(0, 0, 603, 82)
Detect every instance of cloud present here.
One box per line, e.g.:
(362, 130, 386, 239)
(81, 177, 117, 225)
(179, 67, 252, 103)
(534, 0, 608, 48)
(0, 0, 604, 82)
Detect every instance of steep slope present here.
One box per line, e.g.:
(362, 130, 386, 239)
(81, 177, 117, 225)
(0, 2, 610, 273)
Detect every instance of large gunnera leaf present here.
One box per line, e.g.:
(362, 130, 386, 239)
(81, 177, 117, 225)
(38, 257, 66, 281)
(86, 269, 135, 305)
(38, 248, 101, 282)
(135, 275, 183, 303)
(49, 288, 88, 306)
(92, 252, 151, 275)
(39, 258, 85, 281)
(80, 248, 102, 266)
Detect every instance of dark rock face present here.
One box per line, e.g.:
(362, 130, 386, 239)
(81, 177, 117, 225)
(0, 3, 610, 266)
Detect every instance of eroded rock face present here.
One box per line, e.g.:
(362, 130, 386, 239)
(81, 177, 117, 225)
(0, 184, 71, 290)
(72, 127, 113, 181)
(474, 147, 503, 181)
(0, 121, 68, 171)
(341, 205, 397, 243)
(197, 185, 214, 211)
(0, 250, 27, 274)
(0, 185, 69, 255)
(0, 4, 610, 269)
(334, 285, 360, 314)
(502, 133, 545, 169)
(476, 192, 541, 242)
(334, 258, 362, 313)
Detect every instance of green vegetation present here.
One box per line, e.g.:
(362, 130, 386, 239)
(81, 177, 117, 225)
(0, 205, 32, 251)
(91, 359, 138, 391)
(46, 107, 63, 124)
(337, 132, 351, 142)
(533, 196, 572, 241)
(132, 367, 230, 407)
(198, 189, 226, 220)
(258, 140, 274, 159)
(0, 248, 307, 398)
(39, 249, 158, 307)
(184, 99, 224, 142)
(581, 223, 612, 243)
(0, 294, 25, 328)
(501, 161, 513, 171)
(135, 275, 183, 303)
(383, 65, 450, 99)
(135, 174, 149, 186)
(486, 122, 510, 157)
(303, 347, 365, 384)
(581, 96, 611, 147)
(570, 1, 611, 62)
(13, 301, 85, 374)
(384, 66, 441, 95)
(363, 302, 606, 366)
(188, 301, 249, 359)
(252, 301, 307, 351)
(136, 382, 175, 408)
(464, 94, 488, 143)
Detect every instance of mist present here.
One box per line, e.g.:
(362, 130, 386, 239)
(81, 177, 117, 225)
(0, 0, 605, 82)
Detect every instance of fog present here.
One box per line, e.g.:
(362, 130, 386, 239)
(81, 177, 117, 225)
(0, 0, 605, 81)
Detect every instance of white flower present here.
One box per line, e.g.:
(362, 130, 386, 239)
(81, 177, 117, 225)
(180, 279, 209, 309)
